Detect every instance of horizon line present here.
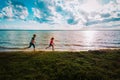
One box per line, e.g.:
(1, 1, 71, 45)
(0, 29, 120, 31)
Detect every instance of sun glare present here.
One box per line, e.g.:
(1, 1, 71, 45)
(83, 31, 96, 48)
(81, 0, 102, 13)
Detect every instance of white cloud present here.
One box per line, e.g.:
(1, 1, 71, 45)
(21, 7, 29, 19)
(80, 0, 102, 13)
(13, 5, 29, 19)
(32, 8, 41, 18)
(101, 1, 116, 13)
(116, 0, 120, 4)
(0, 13, 3, 18)
(80, 0, 119, 24)
(1, 4, 28, 20)
(20, 15, 26, 19)
(97, 1, 120, 19)
(91, 14, 102, 20)
(2, 6, 13, 18)
(49, 0, 86, 25)
(48, 6, 65, 24)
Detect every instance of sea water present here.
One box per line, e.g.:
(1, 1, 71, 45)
(0, 30, 120, 51)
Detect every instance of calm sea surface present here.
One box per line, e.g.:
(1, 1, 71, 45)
(0, 30, 120, 51)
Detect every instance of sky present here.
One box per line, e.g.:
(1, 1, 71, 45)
(0, 0, 120, 30)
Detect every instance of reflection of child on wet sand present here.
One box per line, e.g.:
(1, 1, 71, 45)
(46, 37, 54, 51)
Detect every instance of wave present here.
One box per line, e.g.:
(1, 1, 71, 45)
(0, 46, 27, 50)
(63, 44, 120, 48)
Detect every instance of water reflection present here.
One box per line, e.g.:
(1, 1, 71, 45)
(83, 31, 96, 49)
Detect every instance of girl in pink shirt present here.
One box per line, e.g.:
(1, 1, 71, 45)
(46, 37, 54, 51)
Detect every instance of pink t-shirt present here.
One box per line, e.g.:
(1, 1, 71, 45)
(50, 39, 53, 44)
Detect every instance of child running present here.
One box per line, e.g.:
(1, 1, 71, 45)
(27, 34, 36, 51)
(46, 37, 54, 51)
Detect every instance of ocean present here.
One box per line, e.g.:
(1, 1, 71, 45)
(0, 30, 120, 51)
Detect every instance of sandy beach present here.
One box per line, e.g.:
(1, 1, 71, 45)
(0, 47, 120, 52)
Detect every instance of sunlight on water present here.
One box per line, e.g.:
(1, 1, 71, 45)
(83, 31, 96, 47)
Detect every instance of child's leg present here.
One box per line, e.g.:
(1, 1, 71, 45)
(33, 44, 35, 51)
(33, 48, 35, 51)
(28, 43, 32, 48)
(46, 44, 51, 49)
(52, 45, 54, 51)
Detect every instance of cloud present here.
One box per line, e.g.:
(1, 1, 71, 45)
(0, 0, 28, 20)
(32, 8, 41, 18)
(47, 6, 64, 24)
(116, 0, 120, 4)
(0, 0, 120, 29)
(80, 0, 102, 13)
(2, 6, 13, 18)
(32, 0, 53, 23)
(0, 13, 3, 18)
(52, 1, 84, 25)
(13, 5, 28, 19)
(84, 0, 120, 27)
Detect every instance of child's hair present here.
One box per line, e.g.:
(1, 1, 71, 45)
(33, 34, 36, 37)
(51, 37, 54, 40)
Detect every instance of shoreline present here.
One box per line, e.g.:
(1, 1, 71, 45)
(0, 48, 120, 53)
